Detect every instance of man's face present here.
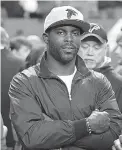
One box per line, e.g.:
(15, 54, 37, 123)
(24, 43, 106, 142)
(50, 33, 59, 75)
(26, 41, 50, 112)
(78, 36, 107, 69)
(46, 25, 82, 64)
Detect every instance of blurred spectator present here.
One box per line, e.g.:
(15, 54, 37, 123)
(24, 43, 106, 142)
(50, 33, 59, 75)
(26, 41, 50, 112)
(21, 35, 46, 70)
(23, 48, 45, 70)
(19, 0, 55, 19)
(14, 29, 24, 37)
(114, 1, 122, 7)
(1, 113, 8, 150)
(0, 26, 9, 50)
(30, 1, 55, 19)
(1, 27, 13, 148)
(98, 1, 116, 10)
(98, 1, 122, 19)
(114, 29, 122, 75)
(98, 1, 116, 18)
(1, 1, 24, 18)
(19, 0, 38, 18)
(27, 35, 45, 50)
(1, 6, 8, 18)
(10, 36, 32, 61)
(78, 23, 122, 112)
(1, 27, 25, 148)
(19, 0, 38, 13)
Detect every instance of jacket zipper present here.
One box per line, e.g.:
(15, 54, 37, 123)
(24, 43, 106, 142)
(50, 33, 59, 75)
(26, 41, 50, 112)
(46, 76, 75, 119)
(69, 94, 72, 101)
(54, 76, 73, 101)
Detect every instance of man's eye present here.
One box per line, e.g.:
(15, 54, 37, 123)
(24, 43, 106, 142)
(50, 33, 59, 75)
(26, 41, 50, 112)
(73, 31, 80, 36)
(81, 44, 89, 48)
(94, 45, 101, 49)
(57, 31, 64, 35)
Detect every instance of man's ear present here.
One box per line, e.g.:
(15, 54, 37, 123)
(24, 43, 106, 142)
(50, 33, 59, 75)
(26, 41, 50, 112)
(106, 43, 110, 57)
(42, 33, 49, 44)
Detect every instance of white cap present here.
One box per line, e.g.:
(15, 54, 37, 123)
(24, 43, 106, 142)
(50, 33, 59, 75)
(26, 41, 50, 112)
(44, 6, 90, 32)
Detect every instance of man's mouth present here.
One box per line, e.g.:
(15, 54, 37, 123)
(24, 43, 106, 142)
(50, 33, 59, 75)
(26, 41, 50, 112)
(62, 46, 75, 49)
(84, 59, 95, 63)
(85, 59, 94, 61)
(62, 47, 76, 54)
(62, 43, 76, 49)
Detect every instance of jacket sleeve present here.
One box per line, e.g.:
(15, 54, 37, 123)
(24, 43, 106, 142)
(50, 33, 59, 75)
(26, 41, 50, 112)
(116, 87, 122, 113)
(1, 113, 7, 150)
(74, 74, 122, 150)
(8, 72, 88, 149)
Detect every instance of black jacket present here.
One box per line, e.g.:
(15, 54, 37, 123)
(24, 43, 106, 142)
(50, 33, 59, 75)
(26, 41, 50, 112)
(94, 63, 122, 112)
(9, 53, 122, 150)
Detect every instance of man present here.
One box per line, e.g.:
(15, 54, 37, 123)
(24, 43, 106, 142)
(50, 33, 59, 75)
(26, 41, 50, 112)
(114, 30, 122, 75)
(1, 26, 16, 149)
(78, 23, 122, 113)
(1, 113, 8, 150)
(112, 135, 122, 150)
(9, 6, 122, 150)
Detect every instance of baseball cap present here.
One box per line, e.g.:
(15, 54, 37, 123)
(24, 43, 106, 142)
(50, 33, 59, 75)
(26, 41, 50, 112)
(80, 23, 108, 43)
(44, 6, 90, 32)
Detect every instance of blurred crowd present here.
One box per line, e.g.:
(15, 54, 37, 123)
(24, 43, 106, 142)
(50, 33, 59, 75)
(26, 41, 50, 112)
(1, 0, 122, 19)
(1, 1, 122, 150)
(1, 19, 122, 150)
(1, 27, 46, 149)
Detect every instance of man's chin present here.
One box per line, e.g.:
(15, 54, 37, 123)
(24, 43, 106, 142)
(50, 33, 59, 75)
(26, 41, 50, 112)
(60, 57, 74, 65)
(86, 63, 96, 69)
(61, 54, 75, 63)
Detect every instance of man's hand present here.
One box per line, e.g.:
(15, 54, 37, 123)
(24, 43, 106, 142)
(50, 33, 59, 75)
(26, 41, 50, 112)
(112, 135, 122, 150)
(87, 109, 110, 134)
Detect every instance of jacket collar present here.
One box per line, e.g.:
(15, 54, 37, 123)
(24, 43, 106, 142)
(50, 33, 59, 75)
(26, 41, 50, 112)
(93, 57, 113, 74)
(35, 51, 91, 78)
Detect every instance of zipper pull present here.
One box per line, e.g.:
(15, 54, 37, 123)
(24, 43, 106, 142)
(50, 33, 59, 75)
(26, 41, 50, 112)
(69, 94, 72, 101)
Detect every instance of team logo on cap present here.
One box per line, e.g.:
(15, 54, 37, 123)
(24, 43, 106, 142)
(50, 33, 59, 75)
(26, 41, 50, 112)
(89, 24, 100, 33)
(66, 9, 77, 19)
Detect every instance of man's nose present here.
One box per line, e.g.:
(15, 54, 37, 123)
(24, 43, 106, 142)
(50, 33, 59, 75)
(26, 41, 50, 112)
(87, 47, 94, 55)
(65, 33, 73, 42)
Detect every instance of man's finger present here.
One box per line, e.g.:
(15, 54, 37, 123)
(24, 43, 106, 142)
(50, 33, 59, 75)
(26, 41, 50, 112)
(119, 135, 122, 142)
(112, 145, 116, 150)
(114, 139, 122, 150)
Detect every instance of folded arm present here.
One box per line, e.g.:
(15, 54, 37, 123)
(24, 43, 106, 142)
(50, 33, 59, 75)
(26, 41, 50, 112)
(74, 75, 122, 150)
(9, 73, 89, 149)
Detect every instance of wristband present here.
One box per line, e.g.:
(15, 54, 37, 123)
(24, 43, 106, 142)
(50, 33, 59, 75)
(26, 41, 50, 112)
(85, 118, 92, 135)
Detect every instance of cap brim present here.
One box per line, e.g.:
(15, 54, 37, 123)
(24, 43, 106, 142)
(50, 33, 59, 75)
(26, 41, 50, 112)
(45, 19, 90, 32)
(80, 33, 106, 43)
